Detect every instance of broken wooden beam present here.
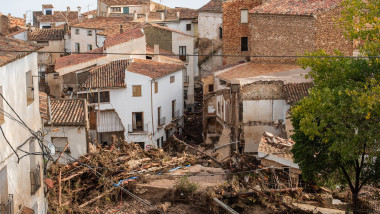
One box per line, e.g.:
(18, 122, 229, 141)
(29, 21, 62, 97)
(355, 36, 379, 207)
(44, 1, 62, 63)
(54, 142, 70, 164)
(78, 192, 107, 208)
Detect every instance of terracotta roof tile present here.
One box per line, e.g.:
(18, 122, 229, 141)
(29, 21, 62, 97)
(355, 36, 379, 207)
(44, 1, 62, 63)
(83, 60, 130, 89)
(39, 92, 49, 120)
(33, 11, 78, 23)
(42, 4, 54, 9)
(99, 0, 150, 6)
(199, 0, 223, 13)
(97, 21, 149, 36)
(72, 17, 127, 30)
(216, 63, 300, 82)
(5, 27, 27, 38)
(0, 37, 41, 67)
(104, 28, 144, 47)
(50, 99, 87, 126)
(29, 28, 64, 41)
(127, 59, 185, 79)
(250, 0, 340, 16)
(55, 48, 105, 70)
(283, 82, 313, 105)
(167, 8, 199, 19)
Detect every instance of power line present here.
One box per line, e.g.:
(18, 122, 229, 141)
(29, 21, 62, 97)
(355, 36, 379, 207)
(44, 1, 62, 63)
(0, 49, 378, 58)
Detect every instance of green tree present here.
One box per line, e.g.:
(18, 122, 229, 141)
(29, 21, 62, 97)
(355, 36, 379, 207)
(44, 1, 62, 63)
(291, 52, 380, 212)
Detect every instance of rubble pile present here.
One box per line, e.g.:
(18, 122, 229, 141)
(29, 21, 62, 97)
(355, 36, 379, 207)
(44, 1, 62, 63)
(46, 141, 196, 213)
(183, 87, 204, 145)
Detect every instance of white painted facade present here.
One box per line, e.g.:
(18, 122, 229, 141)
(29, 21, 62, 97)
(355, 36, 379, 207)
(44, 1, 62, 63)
(0, 53, 47, 214)
(198, 12, 222, 40)
(165, 20, 195, 37)
(40, 21, 65, 29)
(81, 62, 184, 149)
(70, 27, 99, 53)
(12, 31, 28, 41)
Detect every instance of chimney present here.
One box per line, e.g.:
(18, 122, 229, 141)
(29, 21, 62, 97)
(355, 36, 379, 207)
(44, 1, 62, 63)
(153, 44, 160, 62)
(176, 12, 180, 20)
(160, 12, 165, 21)
(77, 6, 81, 18)
(133, 11, 137, 21)
(120, 25, 123, 34)
(145, 13, 148, 22)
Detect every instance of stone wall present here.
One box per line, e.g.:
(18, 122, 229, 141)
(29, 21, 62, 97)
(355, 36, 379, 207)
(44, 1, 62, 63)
(144, 26, 173, 52)
(315, 6, 353, 56)
(8, 15, 25, 28)
(0, 14, 9, 35)
(241, 81, 285, 100)
(222, 0, 261, 65)
(249, 14, 315, 64)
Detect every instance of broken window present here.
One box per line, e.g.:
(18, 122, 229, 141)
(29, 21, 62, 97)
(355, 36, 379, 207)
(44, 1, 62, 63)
(26, 71, 34, 105)
(170, 76, 175, 83)
(132, 85, 142, 97)
(132, 112, 144, 131)
(241, 37, 248, 51)
(0, 86, 4, 125)
(241, 9, 248, 23)
(186, 24, 191, 31)
(179, 46, 186, 61)
(208, 84, 214, 92)
(154, 82, 158, 93)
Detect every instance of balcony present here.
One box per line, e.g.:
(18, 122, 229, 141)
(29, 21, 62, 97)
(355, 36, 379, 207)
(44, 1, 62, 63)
(0, 195, 14, 214)
(158, 117, 166, 129)
(30, 165, 41, 195)
(128, 123, 148, 134)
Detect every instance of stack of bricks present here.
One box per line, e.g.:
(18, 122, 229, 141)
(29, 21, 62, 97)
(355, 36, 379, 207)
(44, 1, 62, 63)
(222, 0, 262, 65)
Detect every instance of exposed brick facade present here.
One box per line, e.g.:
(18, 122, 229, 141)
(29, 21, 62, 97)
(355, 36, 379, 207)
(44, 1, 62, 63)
(222, 0, 261, 65)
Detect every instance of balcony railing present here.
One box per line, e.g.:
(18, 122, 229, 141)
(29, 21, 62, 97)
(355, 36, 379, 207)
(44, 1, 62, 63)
(0, 194, 14, 214)
(128, 123, 148, 133)
(158, 117, 166, 128)
(30, 164, 41, 195)
(183, 76, 189, 83)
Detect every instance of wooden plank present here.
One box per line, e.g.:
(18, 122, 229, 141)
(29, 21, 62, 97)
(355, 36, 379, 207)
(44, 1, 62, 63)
(54, 142, 70, 164)
(58, 170, 62, 208)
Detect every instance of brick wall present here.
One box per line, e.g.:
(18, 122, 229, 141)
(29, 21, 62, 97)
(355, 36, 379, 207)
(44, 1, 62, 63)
(222, 0, 261, 65)
(315, 6, 353, 56)
(249, 14, 315, 64)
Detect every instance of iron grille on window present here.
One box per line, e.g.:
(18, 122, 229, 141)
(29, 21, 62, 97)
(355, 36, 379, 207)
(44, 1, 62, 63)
(0, 194, 14, 214)
(30, 165, 41, 195)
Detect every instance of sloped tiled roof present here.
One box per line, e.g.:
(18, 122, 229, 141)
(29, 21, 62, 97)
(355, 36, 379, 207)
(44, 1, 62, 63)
(283, 82, 313, 105)
(97, 21, 149, 36)
(82, 60, 129, 89)
(72, 17, 126, 30)
(42, 4, 54, 9)
(250, 0, 340, 16)
(55, 48, 105, 70)
(199, 0, 223, 13)
(29, 28, 64, 41)
(39, 92, 49, 120)
(127, 59, 185, 79)
(50, 99, 87, 126)
(99, 0, 149, 6)
(167, 8, 199, 19)
(104, 28, 144, 48)
(0, 37, 41, 67)
(33, 11, 78, 23)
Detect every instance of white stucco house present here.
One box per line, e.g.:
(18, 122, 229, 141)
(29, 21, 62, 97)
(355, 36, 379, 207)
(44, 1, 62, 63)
(97, 0, 150, 17)
(198, 0, 223, 40)
(0, 37, 47, 213)
(78, 58, 185, 149)
(44, 99, 89, 163)
(33, 4, 79, 29)
(163, 8, 199, 37)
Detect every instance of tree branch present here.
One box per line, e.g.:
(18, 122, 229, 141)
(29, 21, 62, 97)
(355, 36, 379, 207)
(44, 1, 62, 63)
(340, 165, 355, 192)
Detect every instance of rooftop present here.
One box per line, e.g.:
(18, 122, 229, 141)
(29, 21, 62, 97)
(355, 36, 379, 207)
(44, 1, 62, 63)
(50, 99, 87, 126)
(42, 4, 54, 9)
(127, 58, 184, 79)
(29, 28, 64, 41)
(0, 37, 40, 67)
(199, 0, 223, 13)
(283, 82, 314, 105)
(33, 11, 78, 23)
(250, 0, 340, 16)
(99, 0, 150, 6)
(72, 17, 127, 30)
(55, 48, 105, 70)
(167, 7, 199, 19)
(104, 28, 144, 47)
(82, 60, 130, 89)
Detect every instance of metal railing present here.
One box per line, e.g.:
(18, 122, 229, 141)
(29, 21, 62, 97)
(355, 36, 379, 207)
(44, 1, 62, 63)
(183, 76, 189, 83)
(30, 165, 41, 195)
(158, 117, 166, 127)
(0, 194, 14, 214)
(128, 123, 148, 133)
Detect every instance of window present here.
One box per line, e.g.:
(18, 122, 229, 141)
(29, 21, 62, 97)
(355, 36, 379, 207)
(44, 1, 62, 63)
(132, 112, 143, 132)
(218, 102, 220, 113)
(241, 37, 248, 51)
(42, 25, 51, 29)
(179, 46, 186, 61)
(219, 27, 223, 39)
(77, 91, 110, 103)
(220, 79, 226, 85)
(37, 41, 49, 46)
(0, 86, 3, 124)
(75, 43, 80, 53)
(132, 85, 142, 97)
(87, 30, 92, 36)
(111, 7, 121, 12)
(184, 89, 188, 100)
(241, 9, 248, 23)
(26, 71, 34, 105)
(158, 106, 164, 126)
(172, 100, 176, 119)
(87, 44, 92, 51)
(45, 9, 52, 15)
(154, 82, 158, 93)
(75, 29, 80, 35)
(186, 24, 191, 31)
(208, 84, 214, 92)
(170, 76, 175, 83)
